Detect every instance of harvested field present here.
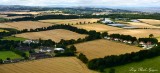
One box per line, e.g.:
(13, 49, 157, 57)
(75, 39, 142, 60)
(39, 19, 100, 25)
(138, 19, 160, 26)
(15, 29, 87, 42)
(73, 23, 122, 32)
(108, 29, 160, 38)
(3, 21, 54, 30)
(127, 22, 159, 28)
(0, 12, 41, 15)
(0, 57, 96, 73)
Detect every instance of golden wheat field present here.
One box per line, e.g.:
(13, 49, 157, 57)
(127, 22, 159, 28)
(74, 39, 142, 60)
(0, 11, 41, 15)
(73, 23, 122, 32)
(15, 29, 87, 42)
(2, 21, 54, 30)
(138, 19, 160, 26)
(0, 57, 96, 73)
(108, 29, 160, 38)
(39, 19, 100, 24)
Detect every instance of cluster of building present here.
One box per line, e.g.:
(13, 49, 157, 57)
(104, 36, 157, 49)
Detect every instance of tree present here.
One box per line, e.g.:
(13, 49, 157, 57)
(0, 59, 3, 64)
(149, 34, 154, 38)
(69, 45, 77, 52)
(78, 53, 88, 63)
(101, 32, 108, 38)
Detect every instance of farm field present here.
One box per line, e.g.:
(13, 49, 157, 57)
(74, 39, 142, 60)
(0, 11, 41, 15)
(138, 19, 160, 26)
(104, 56, 160, 73)
(108, 29, 160, 38)
(1, 36, 27, 41)
(73, 23, 122, 32)
(2, 21, 54, 30)
(0, 51, 22, 60)
(0, 57, 97, 73)
(126, 22, 159, 28)
(15, 29, 87, 42)
(39, 19, 99, 24)
(0, 29, 8, 32)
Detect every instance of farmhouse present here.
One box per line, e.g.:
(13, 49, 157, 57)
(39, 47, 54, 53)
(23, 40, 39, 44)
(54, 48, 65, 53)
(101, 18, 114, 24)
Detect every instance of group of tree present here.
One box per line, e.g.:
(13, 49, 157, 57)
(88, 45, 160, 71)
(77, 53, 88, 64)
(109, 34, 137, 42)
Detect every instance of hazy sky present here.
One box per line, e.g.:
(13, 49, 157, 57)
(1, 0, 160, 7)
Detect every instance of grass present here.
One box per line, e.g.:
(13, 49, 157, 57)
(0, 29, 8, 32)
(0, 51, 22, 60)
(104, 56, 160, 73)
(2, 36, 27, 41)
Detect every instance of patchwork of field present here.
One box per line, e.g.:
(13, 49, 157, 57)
(73, 23, 122, 32)
(39, 19, 99, 24)
(104, 56, 160, 73)
(0, 51, 22, 60)
(0, 57, 96, 73)
(74, 39, 142, 60)
(108, 29, 160, 38)
(15, 29, 87, 42)
(1, 21, 54, 30)
(0, 12, 41, 15)
(138, 19, 160, 26)
(127, 22, 159, 28)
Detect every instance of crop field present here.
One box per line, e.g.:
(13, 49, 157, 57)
(39, 19, 100, 25)
(108, 29, 160, 38)
(2, 21, 54, 30)
(0, 11, 41, 15)
(0, 57, 96, 73)
(138, 19, 160, 26)
(15, 29, 87, 42)
(0, 51, 22, 60)
(73, 23, 122, 32)
(74, 39, 142, 60)
(104, 56, 160, 73)
(127, 22, 159, 28)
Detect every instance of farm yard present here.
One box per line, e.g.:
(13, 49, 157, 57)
(1, 21, 54, 30)
(39, 19, 100, 24)
(0, 51, 22, 60)
(0, 57, 96, 73)
(108, 29, 160, 38)
(74, 39, 142, 60)
(15, 29, 87, 42)
(73, 23, 122, 32)
(138, 19, 160, 26)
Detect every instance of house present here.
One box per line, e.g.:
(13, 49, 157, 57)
(123, 40, 128, 43)
(101, 18, 114, 24)
(127, 41, 132, 44)
(114, 38, 119, 41)
(54, 48, 65, 53)
(38, 47, 54, 53)
(30, 52, 52, 59)
(23, 40, 39, 44)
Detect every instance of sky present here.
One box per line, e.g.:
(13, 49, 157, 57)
(1, 0, 160, 7)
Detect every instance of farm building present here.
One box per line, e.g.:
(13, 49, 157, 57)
(101, 18, 114, 24)
(54, 48, 65, 53)
(38, 47, 54, 53)
(23, 40, 39, 44)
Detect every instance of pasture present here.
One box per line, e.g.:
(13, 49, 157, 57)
(0, 51, 22, 60)
(3, 21, 54, 30)
(104, 56, 160, 73)
(0, 57, 96, 73)
(73, 23, 122, 32)
(138, 19, 160, 26)
(39, 19, 99, 24)
(74, 39, 142, 60)
(15, 29, 87, 42)
(108, 29, 160, 38)
(1, 36, 27, 41)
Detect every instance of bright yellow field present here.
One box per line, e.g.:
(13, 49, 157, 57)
(2, 21, 54, 30)
(0, 57, 96, 73)
(108, 29, 160, 38)
(15, 29, 87, 42)
(138, 19, 160, 26)
(39, 19, 100, 24)
(73, 23, 122, 32)
(75, 39, 142, 60)
(127, 22, 159, 28)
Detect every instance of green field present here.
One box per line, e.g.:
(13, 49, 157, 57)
(0, 51, 22, 60)
(0, 29, 8, 32)
(104, 56, 160, 73)
(2, 36, 27, 41)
